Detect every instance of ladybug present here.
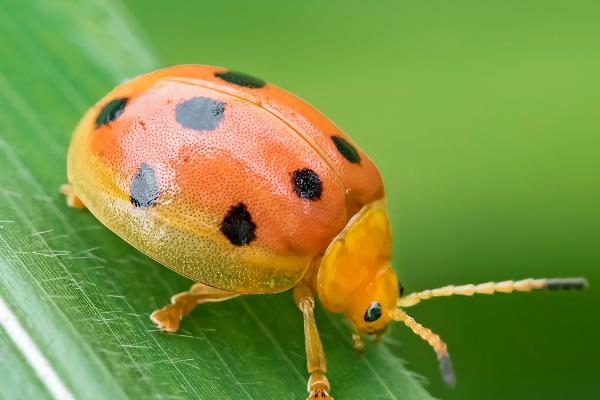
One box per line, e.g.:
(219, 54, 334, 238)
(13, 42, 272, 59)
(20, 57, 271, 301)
(62, 65, 587, 399)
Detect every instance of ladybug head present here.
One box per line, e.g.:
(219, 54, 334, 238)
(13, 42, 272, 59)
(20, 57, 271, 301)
(343, 266, 456, 387)
(343, 267, 399, 334)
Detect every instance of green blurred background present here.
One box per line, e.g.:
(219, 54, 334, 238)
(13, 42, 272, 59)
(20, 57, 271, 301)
(122, 0, 600, 398)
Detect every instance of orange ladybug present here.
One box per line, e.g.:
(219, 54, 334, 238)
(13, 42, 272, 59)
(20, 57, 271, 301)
(63, 65, 587, 399)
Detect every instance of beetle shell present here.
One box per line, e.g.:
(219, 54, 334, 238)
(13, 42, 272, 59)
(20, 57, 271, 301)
(67, 65, 384, 293)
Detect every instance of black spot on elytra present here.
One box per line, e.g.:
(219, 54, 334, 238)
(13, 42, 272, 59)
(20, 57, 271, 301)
(176, 97, 224, 131)
(215, 70, 266, 89)
(130, 163, 160, 208)
(364, 302, 382, 322)
(292, 168, 322, 200)
(220, 203, 257, 246)
(95, 98, 128, 128)
(332, 135, 361, 164)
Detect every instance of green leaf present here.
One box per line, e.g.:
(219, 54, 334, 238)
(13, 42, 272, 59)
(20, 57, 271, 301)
(0, 1, 433, 399)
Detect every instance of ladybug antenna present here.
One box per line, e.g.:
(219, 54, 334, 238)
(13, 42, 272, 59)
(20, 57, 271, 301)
(397, 277, 588, 308)
(389, 308, 455, 386)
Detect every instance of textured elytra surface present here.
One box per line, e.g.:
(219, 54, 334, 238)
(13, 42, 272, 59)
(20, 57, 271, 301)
(69, 75, 347, 292)
(66, 63, 386, 293)
(0, 1, 434, 399)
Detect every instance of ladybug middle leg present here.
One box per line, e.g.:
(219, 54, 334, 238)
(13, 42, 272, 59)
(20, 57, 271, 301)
(294, 283, 334, 400)
(150, 282, 239, 332)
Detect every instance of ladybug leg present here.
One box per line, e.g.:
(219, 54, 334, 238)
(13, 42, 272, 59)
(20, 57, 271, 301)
(60, 184, 86, 209)
(293, 283, 334, 400)
(150, 283, 239, 333)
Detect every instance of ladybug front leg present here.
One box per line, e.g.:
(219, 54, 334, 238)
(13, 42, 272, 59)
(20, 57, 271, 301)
(150, 282, 239, 332)
(294, 283, 334, 400)
(60, 183, 86, 209)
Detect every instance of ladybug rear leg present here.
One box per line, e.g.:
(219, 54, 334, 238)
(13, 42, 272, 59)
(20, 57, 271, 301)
(294, 283, 334, 400)
(150, 282, 239, 333)
(60, 183, 86, 209)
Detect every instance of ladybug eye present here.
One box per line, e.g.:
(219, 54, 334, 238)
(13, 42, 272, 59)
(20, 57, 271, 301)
(363, 302, 382, 323)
